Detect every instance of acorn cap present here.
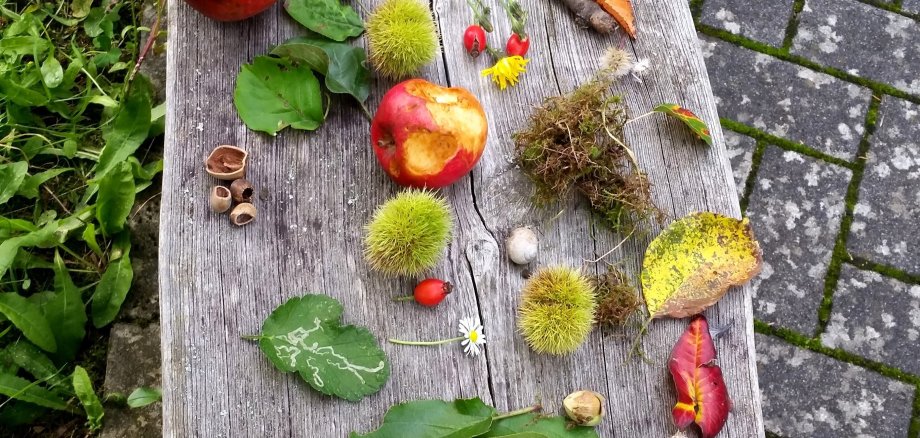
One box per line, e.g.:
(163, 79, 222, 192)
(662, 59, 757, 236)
(206, 145, 248, 180)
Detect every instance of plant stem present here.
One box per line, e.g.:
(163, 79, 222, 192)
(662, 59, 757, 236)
(357, 100, 373, 123)
(388, 336, 464, 346)
(392, 295, 415, 302)
(625, 111, 655, 126)
(241, 335, 263, 341)
(492, 404, 542, 421)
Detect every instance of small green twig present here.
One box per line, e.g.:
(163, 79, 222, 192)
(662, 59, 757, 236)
(392, 295, 415, 302)
(241, 335, 263, 341)
(626, 315, 653, 362)
(357, 100, 373, 123)
(465, 0, 493, 31)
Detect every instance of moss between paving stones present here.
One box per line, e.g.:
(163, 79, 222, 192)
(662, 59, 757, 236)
(780, 0, 806, 50)
(720, 119, 855, 169)
(737, 139, 765, 213)
(813, 95, 879, 336)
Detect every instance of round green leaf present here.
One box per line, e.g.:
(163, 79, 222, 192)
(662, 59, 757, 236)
(258, 295, 389, 401)
(352, 398, 497, 438)
(234, 56, 324, 136)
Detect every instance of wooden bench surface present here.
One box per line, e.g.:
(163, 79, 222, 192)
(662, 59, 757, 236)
(161, 0, 765, 435)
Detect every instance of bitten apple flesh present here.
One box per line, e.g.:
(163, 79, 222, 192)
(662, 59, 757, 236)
(184, 0, 277, 21)
(371, 79, 488, 188)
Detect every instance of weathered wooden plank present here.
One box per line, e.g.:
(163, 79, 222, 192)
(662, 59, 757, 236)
(161, 0, 764, 436)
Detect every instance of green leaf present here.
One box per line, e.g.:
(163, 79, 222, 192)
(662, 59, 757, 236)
(234, 56, 324, 135)
(95, 76, 152, 178)
(4, 341, 69, 393)
(257, 294, 389, 401)
(0, 36, 51, 56)
(17, 168, 72, 199)
(652, 103, 713, 146)
(91, 251, 132, 328)
(82, 223, 103, 257)
(0, 224, 57, 278)
(0, 373, 72, 412)
(0, 77, 50, 106)
(42, 252, 88, 360)
(41, 57, 64, 88)
(71, 0, 93, 18)
(0, 293, 57, 353)
(72, 366, 104, 431)
(483, 414, 599, 437)
(284, 0, 364, 41)
(126, 387, 161, 408)
(96, 161, 135, 235)
(0, 161, 29, 205)
(0, 401, 48, 426)
(272, 37, 370, 103)
(352, 398, 497, 438)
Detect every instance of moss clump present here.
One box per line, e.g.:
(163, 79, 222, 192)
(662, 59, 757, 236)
(366, 0, 439, 79)
(513, 56, 661, 233)
(518, 266, 596, 355)
(593, 268, 641, 328)
(364, 189, 453, 276)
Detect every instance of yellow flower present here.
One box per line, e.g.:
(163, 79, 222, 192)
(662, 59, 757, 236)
(481, 56, 529, 90)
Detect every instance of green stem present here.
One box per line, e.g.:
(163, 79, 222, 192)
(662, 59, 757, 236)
(492, 404, 541, 421)
(393, 295, 415, 302)
(241, 335, 263, 341)
(388, 336, 464, 346)
(357, 100, 373, 123)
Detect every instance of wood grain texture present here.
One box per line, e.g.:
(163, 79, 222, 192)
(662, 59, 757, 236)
(161, 0, 765, 436)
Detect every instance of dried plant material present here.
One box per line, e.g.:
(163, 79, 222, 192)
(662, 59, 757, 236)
(641, 212, 762, 318)
(229, 203, 257, 226)
(595, 0, 635, 38)
(513, 62, 660, 233)
(593, 268, 640, 328)
(653, 104, 713, 146)
(206, 145, 248, 180)
(670, 315, 731, 438)
(209, 186, 232, 213)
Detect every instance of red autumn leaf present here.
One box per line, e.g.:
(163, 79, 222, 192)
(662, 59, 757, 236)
(669, 315, 732, 438)
(653, 103, 714, 146)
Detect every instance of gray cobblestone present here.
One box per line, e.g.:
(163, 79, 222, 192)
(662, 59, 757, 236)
(904, 0, 920, 14)
(700, 0, 794, 47)
(747, 146, 851, 334)
(724, 130, 756, 197)
(822, 265, 920, 375)
(700, 35, 872, 160)
(847, 97, 920, 275)
(792, 0, 920, 96)
(756, 333, 915, 438)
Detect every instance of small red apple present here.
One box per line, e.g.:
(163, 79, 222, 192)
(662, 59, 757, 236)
(371, 79, 488, 189)
(184, 0, 277, 21)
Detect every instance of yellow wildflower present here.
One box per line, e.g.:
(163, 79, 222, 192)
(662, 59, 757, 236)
(481, 56, 529, 90)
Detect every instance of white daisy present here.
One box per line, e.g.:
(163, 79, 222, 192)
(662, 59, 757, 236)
(458, 317, 486, 357)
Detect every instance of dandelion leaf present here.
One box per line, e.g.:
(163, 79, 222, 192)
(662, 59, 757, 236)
(641, 212, 761, 318)
(257, 294, 390, 401)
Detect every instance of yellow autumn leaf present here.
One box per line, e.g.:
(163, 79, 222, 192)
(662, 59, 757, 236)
(641, 212, 762, 318)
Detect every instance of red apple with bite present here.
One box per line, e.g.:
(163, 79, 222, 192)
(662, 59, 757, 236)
(184, 0, 277, 21)
(371, 79, 488, 188)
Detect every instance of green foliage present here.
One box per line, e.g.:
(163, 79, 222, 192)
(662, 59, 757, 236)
(518, 266, 597, 356)
(253, 294, 390, 401)
(366, 0, 438, 79)
(233, 55, 324, 136)
(0, 0, 162, 429)
(353, 398, 598, 438)
(271, 37, 372, 103)
(284, 0, 364, 41)
(364, 189, 453, 276)
(126, 386, 161, 408)
(71, 366, 103, 431)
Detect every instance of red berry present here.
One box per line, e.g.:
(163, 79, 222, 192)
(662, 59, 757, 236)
(463, 25, 488, 58)
(505, 33, 530, 57)
(413, 278, 453, 307)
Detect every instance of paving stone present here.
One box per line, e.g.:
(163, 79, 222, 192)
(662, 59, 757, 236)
(756, 333, 915, 437)
(904, 0, 920, 14)
(747, 146, 851, 334)
(847, 98, 920, 275)
(700, 0, 794, 47)
(122, 195, 160, 324)
(822, 265, 920, 375)
(724, 129, 756, 197)
(101, 323, 161, 438)
(700, 35, 872, 160)
(792, 0, 920, 96)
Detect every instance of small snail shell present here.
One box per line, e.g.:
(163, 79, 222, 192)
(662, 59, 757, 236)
(506, 227, 538, 265)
